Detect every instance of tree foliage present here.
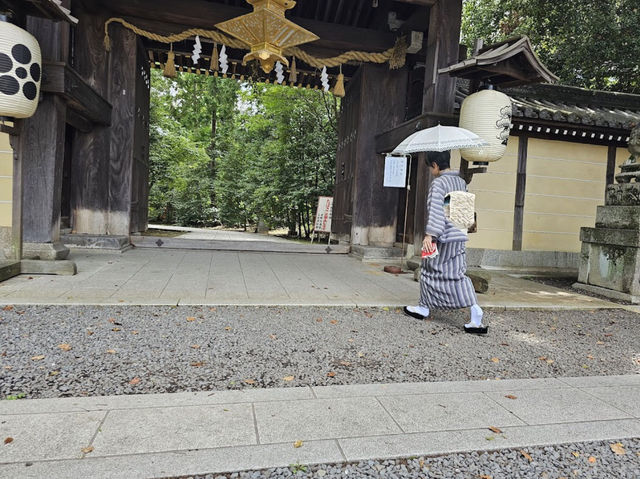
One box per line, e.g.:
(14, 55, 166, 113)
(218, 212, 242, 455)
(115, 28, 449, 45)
(461, 0, 640, 93)
(148, 69, 338, 235)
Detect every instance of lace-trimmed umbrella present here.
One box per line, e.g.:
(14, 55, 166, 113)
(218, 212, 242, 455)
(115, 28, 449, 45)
(392, 124, 488, 154)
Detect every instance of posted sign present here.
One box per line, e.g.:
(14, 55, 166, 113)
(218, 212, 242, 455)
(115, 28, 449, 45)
(314, 196, 333, 233)
(383, 155, 407, 188)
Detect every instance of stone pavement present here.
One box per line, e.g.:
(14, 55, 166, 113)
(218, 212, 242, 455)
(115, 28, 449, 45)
(0, 248, 621, 309)
(1, 375, 639, 478)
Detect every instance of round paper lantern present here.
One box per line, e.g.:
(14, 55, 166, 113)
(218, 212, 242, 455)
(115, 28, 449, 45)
(0, 22, 42, 119)
(459, 88, 513, 163)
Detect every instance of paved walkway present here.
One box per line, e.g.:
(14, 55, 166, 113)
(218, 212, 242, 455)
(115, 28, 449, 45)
(0, 248, 621, 308)
(1, 375, 638, 478)
(147, 224, 293, 242)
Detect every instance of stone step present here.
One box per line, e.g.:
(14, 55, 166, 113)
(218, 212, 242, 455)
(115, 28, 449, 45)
(62, 234, 131, 251)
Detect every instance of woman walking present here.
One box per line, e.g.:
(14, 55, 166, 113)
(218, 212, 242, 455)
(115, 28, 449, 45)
(404, 150, 487, 334)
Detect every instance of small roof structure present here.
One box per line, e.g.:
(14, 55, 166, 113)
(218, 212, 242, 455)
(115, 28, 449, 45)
(439, 36, 558, 87)
(0, 0, 78, 23)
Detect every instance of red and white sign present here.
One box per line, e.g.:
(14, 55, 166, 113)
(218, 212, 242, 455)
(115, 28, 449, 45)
(314, 196, 333, 233)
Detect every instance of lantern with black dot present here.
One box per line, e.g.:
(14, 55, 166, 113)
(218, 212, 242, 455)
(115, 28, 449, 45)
(0, 21, 42, 118)
(459, 85, 513, 165)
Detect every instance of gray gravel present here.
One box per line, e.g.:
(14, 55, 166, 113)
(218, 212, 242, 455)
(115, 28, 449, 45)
(170, 438, 640, 478)
(1, 305, 638, 399)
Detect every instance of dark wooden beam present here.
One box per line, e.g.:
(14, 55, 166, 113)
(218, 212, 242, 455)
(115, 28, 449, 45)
(606, 145, 617, 187)
(41, 61, 112, 126)
(395, 0, 436, 5)
(375, 111, 458, 153)
(99, 0, 397, 53)
(512, 135, 528, 251)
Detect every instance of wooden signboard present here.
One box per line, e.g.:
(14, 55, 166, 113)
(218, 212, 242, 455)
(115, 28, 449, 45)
(314, 196, 333, 233)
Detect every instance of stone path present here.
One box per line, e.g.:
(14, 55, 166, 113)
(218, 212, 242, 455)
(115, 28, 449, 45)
(1, 375, 638, 478)
(0, 248, 619, 309)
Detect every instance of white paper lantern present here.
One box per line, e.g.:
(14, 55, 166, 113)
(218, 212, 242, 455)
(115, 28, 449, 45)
(459, 89, 512, 163)
(0, 22, 42, 119)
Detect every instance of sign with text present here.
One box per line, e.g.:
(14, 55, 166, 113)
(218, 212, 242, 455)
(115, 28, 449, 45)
(383, 155, 407, 188)
(314, 196, 333, 233)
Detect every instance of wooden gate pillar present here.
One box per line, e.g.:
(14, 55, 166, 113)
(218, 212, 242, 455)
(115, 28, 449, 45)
(349, 63, 408, 247)
(20, 16, 70, 259)
(412, 0, 462, 252)
(107, 29, 150, 235)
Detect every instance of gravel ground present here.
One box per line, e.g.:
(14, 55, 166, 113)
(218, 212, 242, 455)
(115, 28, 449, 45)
(1, 305, 638, 399)
(167, 438, 640, 479)
(168, 438, 640, 478)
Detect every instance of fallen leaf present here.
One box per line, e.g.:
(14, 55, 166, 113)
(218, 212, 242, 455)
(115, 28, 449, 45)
(419, 459, 424, 468)
(108, 318, 116, 323)
(586, 355, 594, 359)
(30, 355, 45, 361)
(129, 377, 141, 385)
(610, 442, 626, 455)
(244, 379, 256, 385)
(330, 320, 338, 325)
(348, 338, 354, 343)
(2, 305, 13, 311)
(186, 317, 196, 322)
(520, 450, 533, 462)
(225, 326, 232, 331)
(604, 333, 612, 337)
(546, 359, 554, 364)
(49, 370, 59, 376)
(505, 395, 518, 400)
(269, 334, 277, 340)
(479, 475, 492, 479)
(488, 426, 502, 434)
(131, 331, 139, 335)
(111, 327, 121, 332)
(87, 330, 94, 335)
(327, 371, 336, 377)
(500, 342, 509, 346)
(209, 307, 216, 312)
(382, 307, 390, 311)
(315, 318, 323, 323)
(357, 352, 365, 357)
(538, 356, 547, 361)
(191, 361, 204, 367)
(58, 343, 72, 352)
(283, 376, 294, 381)
(190, 345, 201, 349)
(588, 456, 596, 463)
(485, 436, 495, 441)
(596, 341, 605, 345)
(81, 446, 94, 454)
(490, 357, 500, 363)
(293, 440, 303, 448)
(339, 361, 351, 367)
(4, 437, 13, 445)
(106, 349, 116, 354)
(572, 451, 580, 458)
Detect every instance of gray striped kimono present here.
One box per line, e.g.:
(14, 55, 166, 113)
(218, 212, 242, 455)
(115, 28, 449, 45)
(419, 171, 477, 310)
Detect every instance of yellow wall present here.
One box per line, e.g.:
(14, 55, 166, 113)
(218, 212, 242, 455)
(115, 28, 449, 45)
(452, 136, 628, 253)
(0, 132, 12, 227)
(451, 138, 519, 250)
(522, 139, 622, 252)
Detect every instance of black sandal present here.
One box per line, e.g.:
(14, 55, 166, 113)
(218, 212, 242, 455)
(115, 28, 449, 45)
(403, 306, 427, 320)
(464, 325, 488, 334)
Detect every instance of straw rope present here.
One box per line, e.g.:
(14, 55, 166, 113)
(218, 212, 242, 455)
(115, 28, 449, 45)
(104, 17, 407, 70)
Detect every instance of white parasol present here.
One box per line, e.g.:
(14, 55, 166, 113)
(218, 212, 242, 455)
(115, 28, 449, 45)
(392, 124, 488, 154)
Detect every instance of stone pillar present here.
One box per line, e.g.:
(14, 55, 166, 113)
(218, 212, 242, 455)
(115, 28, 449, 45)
(575, 128, 640, 303)
(20, 16, 69, 260)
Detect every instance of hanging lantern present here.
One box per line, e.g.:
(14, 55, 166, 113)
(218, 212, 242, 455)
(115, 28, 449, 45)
(459, 88, 513, 163)
(0, 22, 42, 119)
(215, 0, 318, 74)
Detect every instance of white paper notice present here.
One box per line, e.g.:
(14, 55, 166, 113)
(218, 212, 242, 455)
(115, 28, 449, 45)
(383, 155, 407, 188)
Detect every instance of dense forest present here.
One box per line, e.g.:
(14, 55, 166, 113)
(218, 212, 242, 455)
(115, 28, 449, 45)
(149, 70, 338, 236)
(149, 0, 637, 233)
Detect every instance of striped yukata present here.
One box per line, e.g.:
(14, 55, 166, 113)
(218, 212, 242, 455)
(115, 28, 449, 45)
(420, 171, 477, 310)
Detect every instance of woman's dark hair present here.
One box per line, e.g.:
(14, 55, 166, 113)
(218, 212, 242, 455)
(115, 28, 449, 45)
(427, 150, 450, 170)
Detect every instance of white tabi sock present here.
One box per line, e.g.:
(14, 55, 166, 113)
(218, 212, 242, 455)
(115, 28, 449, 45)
(465, 304, 484, 328)
(408, 305, 430, 317)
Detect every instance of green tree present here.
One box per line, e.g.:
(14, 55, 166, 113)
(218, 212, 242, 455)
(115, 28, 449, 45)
(461, 0, 640, 93)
